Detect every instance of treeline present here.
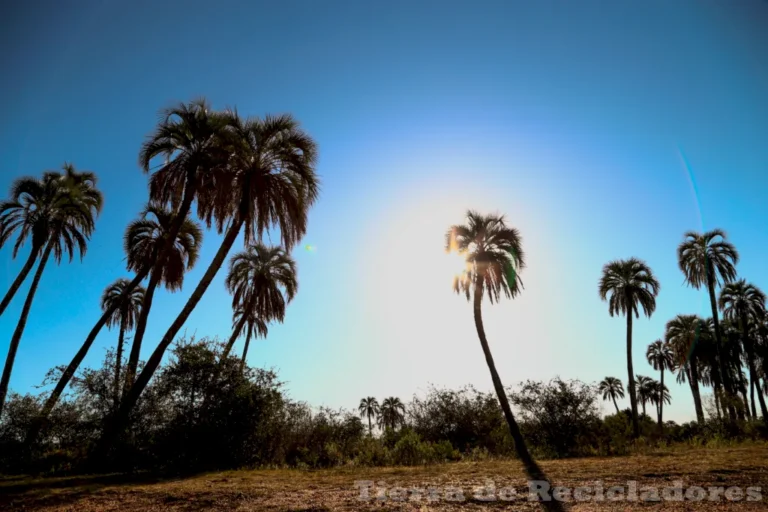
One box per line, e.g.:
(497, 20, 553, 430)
(1, 337, 764, 475)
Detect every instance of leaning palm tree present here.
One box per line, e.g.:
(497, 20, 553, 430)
(231, 307, 268, 372)
(106, 112, 319, 448)
(678, 230, 739, 417)
(0, 164, 102, 418)
(719, 280, 768, 423)
(598, 377, 625, 415)
(378, 397, 406, 431)
(219, 243, 296, 364)
(666, 314, 706, 422)
(598, 258, 660, 438)
(646, 339, 674, 428)
(100, 279, 145, 409)
(447, 211, 562, 511)
(358, 397, 380, 436)
(635, 375, 654, 416)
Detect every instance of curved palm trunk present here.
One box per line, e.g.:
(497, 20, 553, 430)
(689, 362, 705, 423)
(612, 397, 619, 415)
(707, 278, 736, 421)
(239, 334, 251, 373)
(113, 317, 126, 410)
(100, 217, 245, 455)
(0, 243, 53, 418)
(472, 281, 562, 512)
(221, 310, 249, 362)
(122, 271, 160, 398)
(0, 245, 40, 318)
(625, 307, 640, 438)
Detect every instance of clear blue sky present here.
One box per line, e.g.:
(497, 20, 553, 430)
(1, 0, 767, 423)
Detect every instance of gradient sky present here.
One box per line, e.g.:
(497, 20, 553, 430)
(1, 1, 767, 424)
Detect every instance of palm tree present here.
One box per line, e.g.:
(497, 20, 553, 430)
(598, 377, 625, 415)
(719, 280, 768, 423)
(231, 307, 268, 372)
(666, 314, 706, 422)
(447, 211, 562, 511)
(0, 164, 102, 418)
(649, 380, 671, 425)
(378, 397, 406, 431)
(646, 339, 674, 428)
(635, 375, 654, 416)
(100, 279, 145, 409)
(107, 112, 319, 448)
(358, 397, 379, 436)
(220, 243, 296, 365)
(122, 204, 203, 393)
(678, 230, 739, 417)
(598, 258, 660, 437)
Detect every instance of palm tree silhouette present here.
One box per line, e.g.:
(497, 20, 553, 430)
(666, 314, 706, 423)
(108, 112, 319, 447)
(0, 164, 102, 418)
(378, 397, 405, 431)
(650, 380, 671, 425)
(231, 307, 268, 372)
(446, 211, 562, 512)
(598, 258, 659, 437)
(358, 397, 379, 436)
(598, 376, 625, 415)
(646, 339, 673, 429)
(719, 279, 768, 424)
(635, 375, 654, 416)
(220, 243, 297, 365)
(101, 279, 145, 409)
(678, 230, 739, 418)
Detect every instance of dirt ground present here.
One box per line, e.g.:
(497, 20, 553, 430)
(2, 444, 767, 510)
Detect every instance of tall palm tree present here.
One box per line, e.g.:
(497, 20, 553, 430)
(719, 280, 768, 423)
(378, 397, 406, 431)
(100, 279, 145, 409)
(220, 243, 296, 364)
(666, 314, 706, 422)
(598, 258, 660, 437)
(646, 339, 673, 428)
(107, 112, 319, 447)
(635, 375, 654, 416)
(122, 204, 203, 393)
(358, 397, 379, 436)
(650, 380, 671, 425)
(678, 230, 739, 417)
(598, 377, 625, 415)
(0, 164, 102, 418)
(447, 211, 562, 511)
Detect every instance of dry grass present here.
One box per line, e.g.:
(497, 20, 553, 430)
(2, 443, 767, 510)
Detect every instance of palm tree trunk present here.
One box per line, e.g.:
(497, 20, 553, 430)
(641, 401, 646, 416)
(625, 307, 640, 438)
(368, 415, 372, 436)
(113, 318, 126, 410)
(239, 335, 251, 373)
(100, 217, 245, 455)
(742, 328, 768, 425)
(122, 271, 160, 398)
(25, 269, 149, 446)
(221, 307, 250, 362)
(707, 278, 736, 421)
(0, 244, 40, 318)
(612, 397, 619, 415)
(750, 377, 758, 419)
(472, 280, 562, 511)
(0, 243, 52, 418)
(689, 361, 705, 423)
(713, 381, 722, 420)
(658, 369, 665, 430)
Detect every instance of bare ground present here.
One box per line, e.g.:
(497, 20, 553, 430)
(2, 444, 767, 510)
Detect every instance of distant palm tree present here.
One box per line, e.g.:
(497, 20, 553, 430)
(358, 397, 379, 436)
(220, 243, 297, 365)
(0, 164, 102, 418)
(646, 339, 674, 428)
(108, 112, 319, 447)
(378, 397, 406, 431)
(649, 380, 671, 425)
(101, 279, 145, 409)
(635, 375, 654, 416)
(719, 279, 768, 423)
(666, 314, 706, 422)
(598, 258, 660, 437)
(598, 377, 625, 415)
(447, 211, 562, 511)
(678, 230, 739, 417)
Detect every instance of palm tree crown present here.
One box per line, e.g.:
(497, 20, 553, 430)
(598, 377, 625, 402)
(678, 230, 739, 289)
(358, 397, 380, 435)
(719, 280, 766, 324)
(598, 258, 660, 319)
(378, 397, 406, 431)
(646, 340, 674, 373)
(101, 279, 145, 331)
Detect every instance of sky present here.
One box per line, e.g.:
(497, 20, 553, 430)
(1, 0, 767, 424)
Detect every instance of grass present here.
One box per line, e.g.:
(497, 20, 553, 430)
(2, 443, 767, 510)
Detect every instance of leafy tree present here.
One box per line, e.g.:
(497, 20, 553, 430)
(378, 397, 406, 431)
(447, 211, 562, 511)
(358, 397, 379, 436)
(0, 164, 102, 418)
(719, 279, 768, 423)
(101, 279, 145, 409)
(598, 258, 660, 437)
(646, 339, 673, 428)
(598, 376, 625, 414)
(666, 314, 706, 422)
